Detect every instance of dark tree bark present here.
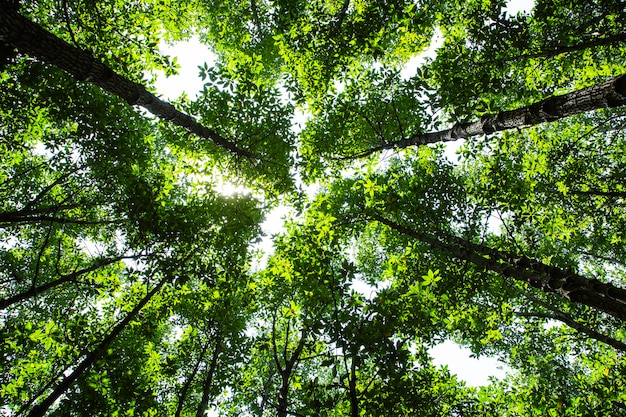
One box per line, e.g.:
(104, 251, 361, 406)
(372, 214, 626, 321)
(196, 333, 222, 417)
(0, 213, 121, 226)
(175, 341, 209, 417)
(348, 75, 626, 159)
(26, 275, 169, 417)
(195, 336, 222, 417)
(347, 352, 359, 417)
(272, 315, 307, 417)
(486, 32, 626, 66)
(0, 6, 254, 159)
(0, 254, 141, 309)
(514, 288, 626, 352)
(515, 311, 626, 352)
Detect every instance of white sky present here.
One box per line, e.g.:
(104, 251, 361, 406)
(153, 37, 215, 100)
(152, 0, 536, 389)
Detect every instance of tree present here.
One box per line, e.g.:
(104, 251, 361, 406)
(0, 4, 296, 193)
(2, 0, 626, 415)
(300, 67, 626, 169)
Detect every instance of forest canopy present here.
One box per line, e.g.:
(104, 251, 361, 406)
(1, 0, 626, 415)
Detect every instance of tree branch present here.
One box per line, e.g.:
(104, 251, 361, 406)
(0, 7, 256, 159)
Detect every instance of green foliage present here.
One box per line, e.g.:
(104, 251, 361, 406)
(2, 0, 626, 415)
(23, 0, 201, 80)
(429, 0, 626, 120)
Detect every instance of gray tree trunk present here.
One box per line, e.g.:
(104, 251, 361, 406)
(373, 214, 626, 322)
(350, 75, 626, 158)
(0, 6, 253, 158)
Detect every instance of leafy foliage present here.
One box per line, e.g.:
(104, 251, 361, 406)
(2, 0, 626, 415)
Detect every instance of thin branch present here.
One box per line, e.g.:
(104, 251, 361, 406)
(514, 310, 626, 352)
(333, 0, 351, 32)
(31, 222, 54, 292)
(271, 313, 284, 373)
(489, 32, 626, 66)
(0, 215, 123, 227)
(22, 166, 82, 212)
(59, 0, 77, 45)
(0, 254, 143, 309)
(175, 340, 209, 417)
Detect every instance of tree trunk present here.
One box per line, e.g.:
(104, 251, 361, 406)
(174, 341, 209, 417)
(488, 32, 626, 66)
(277, 371, 291, 417)
(195, 336, 222, 417)
(348, 355, 359, 417)
(26, 275, 169, 417)
(349, 75, 626, 158)
(515, 311, 626, 352)
(0, 7, 253, 159)
(514, 288, 626, 352)
(0, 254, 137, 309)
(274, 322, 307, 417)
(373, 214, 626, 321)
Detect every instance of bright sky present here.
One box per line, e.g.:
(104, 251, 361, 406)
(153, 0, 536, 390)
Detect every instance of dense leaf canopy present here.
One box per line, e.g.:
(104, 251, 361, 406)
(1, 0, 626, 415)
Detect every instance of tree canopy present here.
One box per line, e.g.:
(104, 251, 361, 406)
(1, 0, 626, 415)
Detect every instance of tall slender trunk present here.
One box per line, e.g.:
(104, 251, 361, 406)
(0, 254, 137, 309)
(348, 354, 359, 417)
(373, 214, 626, 321)
(514, 288, 626, 352)
(348, 75, 626, 159)
(174, 341, 209, 417)
(26, 275, 169, 417)
(273, 317, 307, 417)
(0, 7, 253, 159)
(195, 336, 222, 417)
(487, 33, 626, 66)
(0, 214, 121, 226)
(515, 311, 626, 352)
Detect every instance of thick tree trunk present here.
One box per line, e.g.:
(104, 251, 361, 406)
(349, 75, 626, 158)
(26, 275, 169, 417)
(0, 7, 253, 159)
(373, 215, 626, 321)
(277, 372, 291, 417)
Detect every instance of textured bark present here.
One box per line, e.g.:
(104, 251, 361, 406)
(373, 215, 626, 321)
(349, 74, 626, 159)
(26, 276, 169, 417)
(0, 7, 253, 158)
